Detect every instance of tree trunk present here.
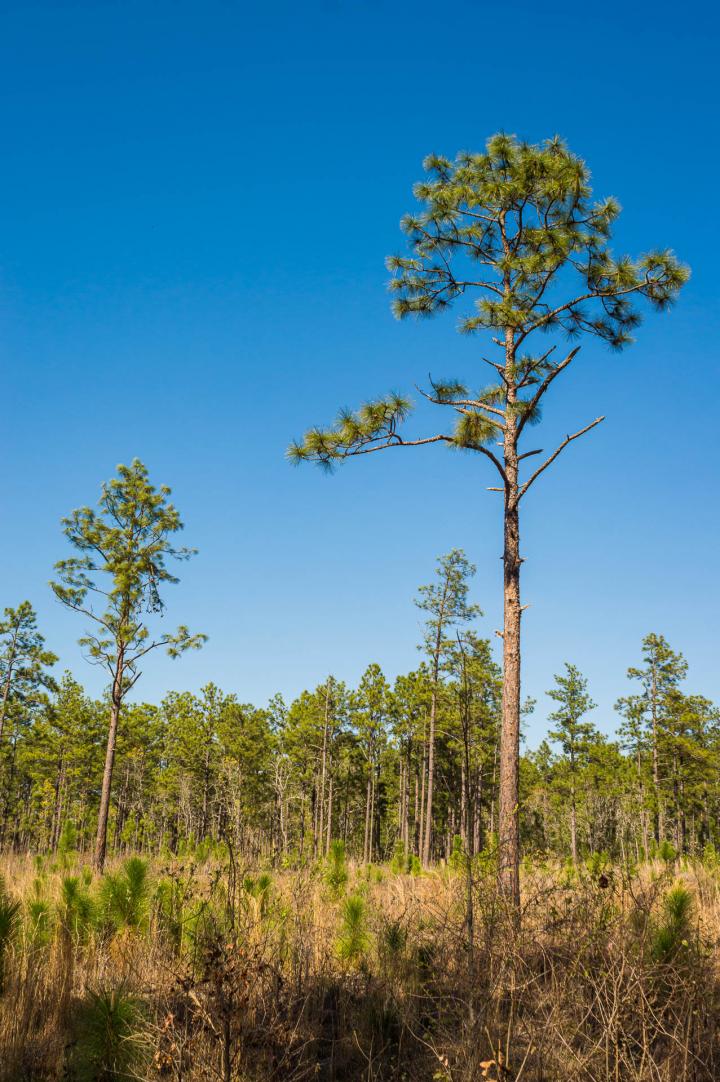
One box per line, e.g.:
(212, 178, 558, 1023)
(325, 772, 333, 854)
(319, 682, 329, 854)
(423, 609, 446, 865)
(94, 661, 123, 873)
(498, 483, 522, 908)
(363, 771, 372, 864)
(570, 777, 578, 865)
(418, 724, 427, 860)
(651, 669, 661, 843)
(422, 682, 438, 864)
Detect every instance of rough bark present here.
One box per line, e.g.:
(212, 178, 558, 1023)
(498, 357, 522, 907)
(94, 658, 124, 873)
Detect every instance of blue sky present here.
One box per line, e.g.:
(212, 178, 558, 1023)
(2, 0, 718, 745)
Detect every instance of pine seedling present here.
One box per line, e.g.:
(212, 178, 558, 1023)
(325, 839, 349, 898)
(336, 894, 371, 967)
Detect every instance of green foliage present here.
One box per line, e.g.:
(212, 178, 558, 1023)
(58, 820, 78, 855)
(325, 840, 349, 897)
(378, 916, 409, 978)
(0, 601, 58, 723)
(71, 987, 147, 1081)
(560, 857, 578, 887)
(290, 134, 688, 469)
(154, 876, 185, 954)
(243, 873, 273, 919)
(547, 665, 597, 758)
(50, 460, 206, 676)
(194, 837, 213, 863)
(99, 857, 150, 933)
(389, 841, 406, 875)
(449, 835, 466, 874)
(0, 878, 20, 992)
(702, 841, 719, 870)
(26, 899, 53, 948)
(650, 884, 693, 964)
(585, 851, 611, 878)
(59, 876, 96, 943)
(658, 840, 677, 865)
(389, 135, 687, 336)
(336, 894, 370, 967)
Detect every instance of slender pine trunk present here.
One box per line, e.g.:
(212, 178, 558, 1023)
(498, 424, 522, 908)
(94, 689, 122, 872)
(325, 772, 333, 854)
(363, 771, 372, 864)
(422, 681, 438, 864)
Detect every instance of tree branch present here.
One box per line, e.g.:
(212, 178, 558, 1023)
(516, 282, 652, 346)
(417, 384, 506, 421)
(515, 347, 581, 441)
(516, 416, 605, 503)
(463, 443, 508, 484)
(329, 434, 455, 461)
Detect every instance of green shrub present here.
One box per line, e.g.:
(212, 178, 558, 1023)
(702, 841, 718, 870)
(58, 820, 78, 855)
(390, 840, 407, 874)
(379, 917, 407, 976)
(243, 873, 273, 918)
(27, 899, 53, 949)
(59, 876, 96, 943)
(154, 876, 184, 954)
(99, 857, 150, 933)
(585, 850, 611, 877)
(0, 878, 20, 993)
(449, 835, 467, 874)
(658, 840, 677, 865)
(325, 840, 349, 897)
(71, 987, 147, 1081)
(194, 838, 213, 864)
(336, 894, 370, 966)
(651, 884, 693, 964)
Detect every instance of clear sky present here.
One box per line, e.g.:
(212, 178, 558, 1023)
(2, 0, 718, 745)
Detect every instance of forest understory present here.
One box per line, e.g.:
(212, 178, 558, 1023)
(1, 848, 719, 1082)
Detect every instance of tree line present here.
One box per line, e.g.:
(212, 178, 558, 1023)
(2, 546, 716, 870)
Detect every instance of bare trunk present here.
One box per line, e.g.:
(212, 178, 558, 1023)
(498, 479, 521, 908)
(413, 764, 419, 855)
(201, 744, 211, 838)
(50, 760, 66, 852)
(94, 662, 123, 873)
(422, 682, 438, 864)
(369, 771, 376, 862)
(418, 722, 427, 860)
(325, 772, 333, 854)
(363, 771, 372, 864)
(651, 670, 661, 843)
(319, 682, 329, 854)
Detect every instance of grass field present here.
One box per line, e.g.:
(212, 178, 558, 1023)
(1, 847, 719, 1081)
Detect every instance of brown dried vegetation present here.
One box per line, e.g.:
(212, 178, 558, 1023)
(0, 854, 718, 1081)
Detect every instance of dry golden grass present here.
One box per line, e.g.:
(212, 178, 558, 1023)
(0, 851, 718, 1081)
